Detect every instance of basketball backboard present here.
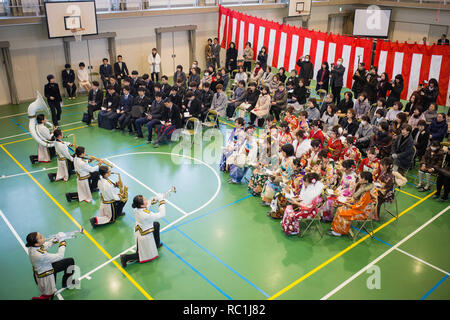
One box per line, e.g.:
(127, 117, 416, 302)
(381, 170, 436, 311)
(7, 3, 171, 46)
(288, 0, 312, 17)
(44, 1, 98, 39)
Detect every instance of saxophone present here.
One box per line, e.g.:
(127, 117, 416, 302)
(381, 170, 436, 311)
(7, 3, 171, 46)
(115, 172, 128, 202)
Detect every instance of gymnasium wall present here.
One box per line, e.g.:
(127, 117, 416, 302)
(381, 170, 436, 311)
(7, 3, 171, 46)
(0, 5, 449, 105)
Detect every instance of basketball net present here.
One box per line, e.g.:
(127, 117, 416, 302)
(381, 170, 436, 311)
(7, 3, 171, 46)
(70, 28, 85, 42)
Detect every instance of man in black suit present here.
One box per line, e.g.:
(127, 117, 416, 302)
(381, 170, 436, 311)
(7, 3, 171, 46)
(211, 37, 221, 69)
(437, 34, 449, 45)
(132, 87, 152, 137)
(44, 74, 62, 126)
(109, 76, 121, 95)
(98, 86, 120, 130)
(153, 97, 183, 147)
(113, 55, 129, 81)
(145, 92, 165, 143)
(160, 76, 172, 98)
(117, 86, 134, 132)
(142, 73, 155, 101)
(86, 81, 104, 125)
(99, 58, 113, 90)
(330, 58, 346, 105)
(182, 91, 202, 123)
(61, 64, 76, 99)
(296, 55, 314, 86)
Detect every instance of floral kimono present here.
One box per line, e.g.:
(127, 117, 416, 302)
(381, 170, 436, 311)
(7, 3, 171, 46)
(306, 149, 321, 167)
(220, 127, 245, 171)
(248, 138, 278, 196)
(327, 138, 343, 161)
(281, 181, 325, 235)
(284, 115, 299, 132)
(298, 119, 309, 132)
(340, 146, 361, 164)
(322, 171, 357, 221)
(358, 157, 381, 181)
(279, 131, 293, 146)
(261, 156, 295, 203)
(331, 183, 376, 235)
(269, 167, 306, 219)
(228, 136, 258, 183)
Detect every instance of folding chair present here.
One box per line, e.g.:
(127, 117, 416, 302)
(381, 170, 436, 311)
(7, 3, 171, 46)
(202, 110, 219, 129)
(184, 117, 201, 144)
(383, 186, 399, 220)
(298, 195, 324, 238)
(348, 197, 377, 242)
(316, 89, 327, 104)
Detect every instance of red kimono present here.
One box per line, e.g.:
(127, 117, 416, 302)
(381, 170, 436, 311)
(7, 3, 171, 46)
(309, 129, 325, 145)
(326, 138, 343, 161)
(358, 157, 381, 180)
(284, 115, 299, 132)
(340, 146, 361, 164)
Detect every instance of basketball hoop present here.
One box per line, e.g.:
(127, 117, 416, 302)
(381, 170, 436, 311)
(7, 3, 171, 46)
(70, 28, 85, 42)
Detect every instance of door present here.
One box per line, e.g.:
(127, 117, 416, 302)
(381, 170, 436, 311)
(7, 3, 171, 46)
(160, 31, 190, 77)
(429, 24, 449, 45)
(0, 51, 10, 105)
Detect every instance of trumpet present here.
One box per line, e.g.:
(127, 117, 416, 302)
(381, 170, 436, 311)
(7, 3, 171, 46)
(82, 155, 114, 168)
(111, 172, 128, 202)
(151, 186, 177, 205)
(68, 134, 77, 149)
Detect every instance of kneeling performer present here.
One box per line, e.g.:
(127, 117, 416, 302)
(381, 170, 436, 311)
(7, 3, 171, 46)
(48, 129, 75, 182)
(120, 194, 166, 267)
(90, 166, 127, 228)
(26, 231, 76, 300)
(65, 146, 102, 203)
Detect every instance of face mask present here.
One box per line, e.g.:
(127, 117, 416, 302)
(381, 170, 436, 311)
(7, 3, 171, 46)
(431, 147, 438, 151)
(305, 58, 309, 62)
(362, 121, 368, 126)
(336, 61, 342, 66)
(205, 73, 209, 76)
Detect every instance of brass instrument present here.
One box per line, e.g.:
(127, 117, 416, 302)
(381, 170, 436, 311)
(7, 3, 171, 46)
(68, 134, 77, 149)
(46, 228, 84, 243)
(151, 186, 176, 205)
(112, 172, 128, 202)
(82, 155, 114, 168)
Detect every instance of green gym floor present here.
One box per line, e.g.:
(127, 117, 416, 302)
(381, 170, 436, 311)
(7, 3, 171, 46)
(0, 93, 448, 300)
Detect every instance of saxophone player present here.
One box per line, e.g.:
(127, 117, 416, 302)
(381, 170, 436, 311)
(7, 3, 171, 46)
(90, 166, 126, 228)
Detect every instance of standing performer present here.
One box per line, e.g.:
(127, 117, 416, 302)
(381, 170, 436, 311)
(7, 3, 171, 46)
(48, 129, 75, 182)
(65, 146, 103, 203)
(26, 231, 75, 300)
(44, 74, 63, 126)
(90, 166, 127, 228)
(30, 114, 55, 164)
(120, 193, 167, 267)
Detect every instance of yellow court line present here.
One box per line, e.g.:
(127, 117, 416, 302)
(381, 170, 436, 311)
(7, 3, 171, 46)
(268, 191, 436, 300)
(396, 188, 423, 200)
(0, 125, 89, 146)
(0, 144, 153, 300)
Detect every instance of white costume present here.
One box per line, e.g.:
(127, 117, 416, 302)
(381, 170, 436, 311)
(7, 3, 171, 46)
(28, 240, 66, 296)
(299, 180, 325, 205)
(54, 140, 73, 181)
(77, 68, 90, 87)
(74, 157, 98, 202)
(134, 200, 166, 263)
(36, 123, 52, 162)
(292, 138, 311, 159)
(97, 177, 120, 225)
(148, 53, 161, 73)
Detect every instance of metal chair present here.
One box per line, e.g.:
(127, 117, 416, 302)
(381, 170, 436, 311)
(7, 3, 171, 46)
(202, 110, 219, 129)
(184, 117, 201, 144)
(348, 197, 377, 242)
(383, 186, 399, 220)
(298, 195, 325, 238)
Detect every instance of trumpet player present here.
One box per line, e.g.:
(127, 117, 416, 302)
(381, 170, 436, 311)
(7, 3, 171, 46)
(26, 231, 75, 300)
(65, 146, 102, 203)
(48, 129, 75, 182)
(120, 194, 166, 268)
(90, 166, 126, 228)
(29, 114, 55, 164)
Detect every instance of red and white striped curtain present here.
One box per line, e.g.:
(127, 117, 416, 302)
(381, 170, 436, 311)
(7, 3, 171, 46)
(374, 41, 450, 106)
(218, 5, 373, 90)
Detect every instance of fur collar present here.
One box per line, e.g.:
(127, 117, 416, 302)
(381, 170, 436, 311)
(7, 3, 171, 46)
(353, 183, 373, 200)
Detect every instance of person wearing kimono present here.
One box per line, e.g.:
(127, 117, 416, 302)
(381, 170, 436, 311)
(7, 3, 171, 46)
(284, 106, 299, 133)
(322, 160, 357, 222)
(220, 118, 246, 172)
(228, 126, 258, 184)
(261, 144, 295, 205)
(47, 129, 74, 182)
(314, 149, 337, 188)
(26, 232, 75, 299)
(279, 121, 293, 146)
(250, 86, 271, 127)
(65, 146, 102, 203)
(373, 157, 395, 221)
(340, 135, 361, 164)
(357, 147, 381, 181)
(330, 171, 376, 236)
(305, 139, 322, 167)
(281, 173, 324, 235)
(90, 166, 126, 228)
(120, 194, 166, 267)
(269, 158, 306, 219)
(292, 129, 311, 159)
(326, 125, 344, 161)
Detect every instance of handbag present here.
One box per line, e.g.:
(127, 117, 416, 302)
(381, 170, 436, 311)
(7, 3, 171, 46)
(82, 112, 89, 123)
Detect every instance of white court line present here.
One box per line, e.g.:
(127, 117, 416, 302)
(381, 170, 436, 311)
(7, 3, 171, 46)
(0, 209, 63, 300)
(321, 206, 450, 300)
(56, 151, 221, 296)
(395, 247, 449, 276)
(0, 167, 58, 180)
(0, 121, 82, 141)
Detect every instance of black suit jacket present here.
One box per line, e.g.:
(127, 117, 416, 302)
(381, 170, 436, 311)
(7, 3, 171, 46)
(99, 64, 113, 81)
(113, 61, 129, 78)
(102, 92, 120, 111)
(88, 89, 104, 109)
(61, 69, 75, 87)
(162, 104, 183, 129)
(133, 95, 152, 112)
(184, 98, 201, 119)
(44, 83, 62, 103)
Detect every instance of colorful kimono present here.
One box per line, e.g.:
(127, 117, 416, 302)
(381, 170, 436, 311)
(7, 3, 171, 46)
(279, 131, 293, 146)
(331, 183, 376, 235)
(281, 181, 325, 235)
(340, 146, 361, 164)
(376, 171, 395, 204)
(261, 156, 295, 203)
(306, 149, 321, 167)
(327, 138, 343, 161)
(322, 171, 357, 221)
(284, 115, 299, 132)
(269, 169, 305, 219)
(310, 129, 325, 145)
(298, 119, 309, 132)
(358, 157, 381, 180)
(220, 127, 245, 171)
(229, 136, 258, 183)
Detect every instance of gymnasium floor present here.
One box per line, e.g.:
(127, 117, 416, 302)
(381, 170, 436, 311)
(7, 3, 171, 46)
(0, 93, 448, 300)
